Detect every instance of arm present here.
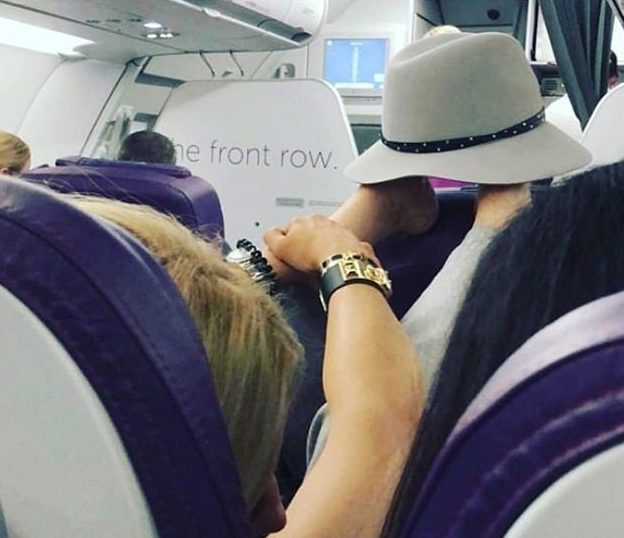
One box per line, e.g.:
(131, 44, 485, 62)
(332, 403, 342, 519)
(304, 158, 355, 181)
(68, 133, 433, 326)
(265, 216, 424, 538)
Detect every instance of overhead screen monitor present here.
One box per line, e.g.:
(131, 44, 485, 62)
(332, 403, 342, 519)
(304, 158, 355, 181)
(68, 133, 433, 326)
(324, 38, 389, 93)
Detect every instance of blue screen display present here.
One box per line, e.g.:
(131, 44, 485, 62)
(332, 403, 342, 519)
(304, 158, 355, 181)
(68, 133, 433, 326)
(324, 38, 388, 90)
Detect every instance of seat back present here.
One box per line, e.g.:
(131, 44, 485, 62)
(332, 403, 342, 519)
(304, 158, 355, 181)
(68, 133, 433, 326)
(22, 156, 225, 240)
(581, 84, 624, 166)
(400, 291, 624, 538)
(156, 79, 358, 245)
(376, 189, 476, 319)
(0, 177, 248, 538)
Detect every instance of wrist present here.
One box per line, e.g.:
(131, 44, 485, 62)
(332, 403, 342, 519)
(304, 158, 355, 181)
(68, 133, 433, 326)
(226, 239, 280, 296)
(318, 252, 391, 311)
(313, 244, 364, 269)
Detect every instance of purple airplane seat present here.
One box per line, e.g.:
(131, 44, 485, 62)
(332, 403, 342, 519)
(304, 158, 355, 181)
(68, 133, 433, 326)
(400, 291, 624, 538)
(0, 177, 248, 537)
(22, 156, 224, 239)
(375, 189, 476, 319)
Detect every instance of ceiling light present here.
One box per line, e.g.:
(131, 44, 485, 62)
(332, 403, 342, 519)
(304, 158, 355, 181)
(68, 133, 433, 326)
(144, 31, 178, 40)
(0, 16, 93, 56)
(203, 8, 221, 18)
(143, 21, 163, 29)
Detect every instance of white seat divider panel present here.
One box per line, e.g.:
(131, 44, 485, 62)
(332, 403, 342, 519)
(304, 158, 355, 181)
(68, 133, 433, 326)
(581, 84, 624, 167)
(157, 79, 358, 244)
(0, 284, 157, 538)
(504, 443, 624, 538)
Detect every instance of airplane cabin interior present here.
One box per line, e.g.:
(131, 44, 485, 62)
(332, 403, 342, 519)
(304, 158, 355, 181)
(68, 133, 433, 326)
(2, 1, 624, 537)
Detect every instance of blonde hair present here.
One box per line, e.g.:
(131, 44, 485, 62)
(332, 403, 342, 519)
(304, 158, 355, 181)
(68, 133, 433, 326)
(423, 25, 461, 38)
(72, 197, 302, 511)
(0, 131, 30, 174)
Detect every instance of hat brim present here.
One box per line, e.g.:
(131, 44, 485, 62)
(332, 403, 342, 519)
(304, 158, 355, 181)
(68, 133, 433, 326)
(345, 122, 592, 185)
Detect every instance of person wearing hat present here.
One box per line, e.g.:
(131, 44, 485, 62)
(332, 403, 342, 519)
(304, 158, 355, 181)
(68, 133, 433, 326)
(266, 32, 591, 488)
(330, 31, 591, 388)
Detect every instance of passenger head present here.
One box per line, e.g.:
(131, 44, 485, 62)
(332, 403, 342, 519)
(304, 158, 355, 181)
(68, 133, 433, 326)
(117, 130, 176, 165)
(384, 162, 624, 535)
(0, 131, 30, 176)
(423, 24, 461, 38)
(72, 197, 302, 531)
(344, 32, 590, 188)
(610, 51, 619, 89)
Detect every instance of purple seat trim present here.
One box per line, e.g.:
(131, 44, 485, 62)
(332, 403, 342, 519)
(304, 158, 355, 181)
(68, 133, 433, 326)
(401, 291, 624, 538)
(56, 156, 191, 178)
(0, 178, 249, 537)
(23, 156, 225, 239)
(457, 291, 624, 433)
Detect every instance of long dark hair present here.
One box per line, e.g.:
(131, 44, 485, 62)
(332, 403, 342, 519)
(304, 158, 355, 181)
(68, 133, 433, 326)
(384, 161, 624, 536)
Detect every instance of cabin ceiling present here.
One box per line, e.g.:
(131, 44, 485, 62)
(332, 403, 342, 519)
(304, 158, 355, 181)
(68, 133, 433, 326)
(415, 0, 528, 43)
(0, 0, 307, 62)
(326, 0, 355, 23)
(439, 0, 525, 32)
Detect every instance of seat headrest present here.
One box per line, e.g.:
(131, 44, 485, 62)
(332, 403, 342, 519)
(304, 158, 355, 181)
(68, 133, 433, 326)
(23, 156, 225, 239)
(582, 84, 624, 167)
(0, 177, 248, 537)
(57, 156, 191, 177)
(401, 291, 624, 537)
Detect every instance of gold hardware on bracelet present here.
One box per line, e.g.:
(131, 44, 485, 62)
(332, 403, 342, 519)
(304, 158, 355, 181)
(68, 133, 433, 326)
(318, 252, 391, 311)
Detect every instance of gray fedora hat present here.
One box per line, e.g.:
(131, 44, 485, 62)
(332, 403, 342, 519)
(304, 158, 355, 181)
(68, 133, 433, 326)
(345, 32, 591, 185)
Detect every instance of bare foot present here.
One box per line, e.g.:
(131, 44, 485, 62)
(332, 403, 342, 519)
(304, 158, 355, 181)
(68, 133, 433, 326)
(332, 176, 438, 243)
(364, 176, 438, 236)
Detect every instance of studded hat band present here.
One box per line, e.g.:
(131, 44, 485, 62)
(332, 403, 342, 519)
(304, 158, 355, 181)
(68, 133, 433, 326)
(381, 108, 546, 154)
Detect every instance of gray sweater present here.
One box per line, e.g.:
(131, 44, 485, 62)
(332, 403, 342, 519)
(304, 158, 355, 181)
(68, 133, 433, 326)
(306, 226, 496, 468)
(401, 226, 496, 390)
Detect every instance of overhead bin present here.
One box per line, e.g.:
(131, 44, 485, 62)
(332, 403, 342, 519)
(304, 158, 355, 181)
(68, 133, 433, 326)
(2, 0, 327, 61)
(185, 0, 327, 43)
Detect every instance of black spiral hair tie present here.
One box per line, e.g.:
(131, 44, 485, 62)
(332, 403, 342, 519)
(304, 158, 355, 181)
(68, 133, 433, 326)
(226, 238, 280, 297)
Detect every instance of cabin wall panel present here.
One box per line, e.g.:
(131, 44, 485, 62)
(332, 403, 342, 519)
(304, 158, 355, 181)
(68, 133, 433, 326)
(18, 60, 124, 167)
(325, 0, 412, 30)
(250, 48, 309, 79)
(0, 44, 61, 134)
(414, 0, 443, 38)
(415, 0, 444, 25)
(143, 49, 308, 82)
(122, 83, 173, 117)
